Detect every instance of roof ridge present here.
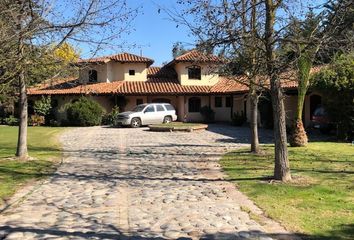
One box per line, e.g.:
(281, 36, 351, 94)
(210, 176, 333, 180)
(174, 49, 198, 60)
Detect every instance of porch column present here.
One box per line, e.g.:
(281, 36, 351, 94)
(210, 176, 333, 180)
(177, 96, 185, 121)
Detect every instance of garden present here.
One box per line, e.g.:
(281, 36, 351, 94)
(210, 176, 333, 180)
(220, 142, 354, 239)
(0, 126, 64, 207)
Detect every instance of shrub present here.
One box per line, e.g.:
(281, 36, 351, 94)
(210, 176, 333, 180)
(29, 114, 45, 126)
(4, 115, 19, 126)
(312, 53, 354, 141)
(102, 106, 120, 125)
(66, 97, 104, 126)
(200, 105, 215, 123)
(49, 119, 61, 127)
(34, 96, 52, 116)
(232, 111, 246, 126)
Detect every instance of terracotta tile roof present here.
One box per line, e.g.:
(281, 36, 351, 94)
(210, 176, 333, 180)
(117, 78, 210, 95)
(168, 50, 223, 65)
(210, 77, 249, 93)
(28, 66, 325, 96)
(211, 65, 325, 93)
(27, 78, 124, 95)
(77, 52, 154, 65)
(147, 66, 161, 76)
(28, 78, 210, 95)
(147, 66, 177, 78)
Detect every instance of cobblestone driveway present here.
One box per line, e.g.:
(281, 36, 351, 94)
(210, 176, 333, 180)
(0, 125, 291, 240)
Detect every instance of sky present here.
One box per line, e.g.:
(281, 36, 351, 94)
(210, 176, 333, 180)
(78, 0, 326, 66)
(82, 0, 195, 66)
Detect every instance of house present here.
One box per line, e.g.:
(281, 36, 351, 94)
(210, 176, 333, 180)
(27, 50, 322, 127)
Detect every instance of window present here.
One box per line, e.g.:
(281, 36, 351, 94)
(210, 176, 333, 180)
(188, 97, 201, 113)
(144, 105, 155, 113)
(164, 104, 175, 111)
(129, 70, 135, 76)
(225, 97, 232, 108)
(215, 97, 222, 108)
(188, 66, 201, 80)
(88, 70, 98, 83)
(136, 99, 143, 105)
(156, 105, 165, 112)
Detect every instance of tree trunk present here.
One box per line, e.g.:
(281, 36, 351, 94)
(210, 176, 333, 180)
(16, 70, 28, 159)
(265, 0, 291, 181)
(249, 0, 260, 154)
(290, 54, 311, 147)
(15, 0, 28, 160)
(250, 89, 260, 153)
(270, 79, 291, 181)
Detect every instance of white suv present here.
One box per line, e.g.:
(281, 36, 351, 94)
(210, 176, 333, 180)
(115, 103, 178, 127)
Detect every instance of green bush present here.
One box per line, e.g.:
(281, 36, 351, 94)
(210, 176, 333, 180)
(66, 97, 104, 126)
(101, 106, 120, 125)
(312, 53, 354, 140)
(4, 115, 19, 126)
(29, 114, 45, 126)
(200, 105, 215, 123)
(232, 111, 246, 126)
(34, 96, 52, 116)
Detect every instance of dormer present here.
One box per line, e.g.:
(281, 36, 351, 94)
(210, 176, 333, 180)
(167, 50, 222, 86)
(77, 53, 154, 83)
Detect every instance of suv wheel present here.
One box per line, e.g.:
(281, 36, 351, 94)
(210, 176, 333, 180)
(131, 118, 141, 128)
(163, 116, 172, 124)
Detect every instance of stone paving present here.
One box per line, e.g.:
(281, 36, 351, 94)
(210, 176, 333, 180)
(0, 125, 293, 240)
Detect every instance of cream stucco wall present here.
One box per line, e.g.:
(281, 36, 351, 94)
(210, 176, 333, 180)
(182, 95, 210, 122)
(124, 96, 148, 111)
(210, 96, 232, 122)
(79, 64, 108, 83)
(107, 62, 148, 82)
(174, 63, 219, 86)
(80, 62, 148, 83)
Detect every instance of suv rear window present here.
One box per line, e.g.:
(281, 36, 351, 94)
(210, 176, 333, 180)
(156, 105, 165, 112)
(164, 104, 174, 111)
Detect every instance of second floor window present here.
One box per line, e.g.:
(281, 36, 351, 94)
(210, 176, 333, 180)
(188, 66, 201, 80)
(88, 70, 98, 83)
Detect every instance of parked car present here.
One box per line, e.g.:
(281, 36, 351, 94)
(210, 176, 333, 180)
(311, 106, 333, 133)
(115, 103, 178, 127)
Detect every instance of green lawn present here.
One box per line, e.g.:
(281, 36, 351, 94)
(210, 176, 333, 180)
(0, 126, 64, 205)
(220, 143, 354, 240)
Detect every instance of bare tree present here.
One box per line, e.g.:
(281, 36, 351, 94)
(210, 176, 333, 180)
(166, 0, 267, 154)
(0, 0, 138, 159)
(263, 0, 291, 181)
(168, 0, 298, 181)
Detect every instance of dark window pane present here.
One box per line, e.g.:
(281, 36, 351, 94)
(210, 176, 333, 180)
(89, 70, 98, 83)
(225, 97, 232, 107)
(188, 97, 201, 112)
(129, 70, 135, 76)
(215, 97, 222, 108)
(164, 104, 175, 111)
(145, 105, 155, 113)
(188, 66, 201, 80)
(136, 99, 143, 105)
(156, 105, 165, 112)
